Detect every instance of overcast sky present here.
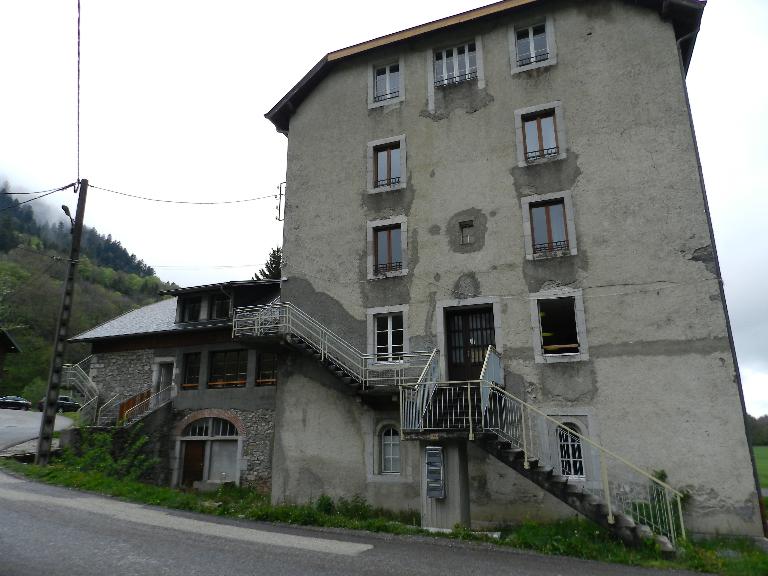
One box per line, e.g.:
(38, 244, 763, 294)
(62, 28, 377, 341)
(1, 0, 765, 415)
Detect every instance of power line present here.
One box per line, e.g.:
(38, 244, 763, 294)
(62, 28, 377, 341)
(90, 184, 277, 205)
(0, 184, 78, 197)
(0, 183, 76, 213)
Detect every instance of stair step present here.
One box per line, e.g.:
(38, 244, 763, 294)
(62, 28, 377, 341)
(654, 535, 675, 557)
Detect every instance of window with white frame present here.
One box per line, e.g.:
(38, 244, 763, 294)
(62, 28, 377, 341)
(374, 63, 400, 103)
(380, 426, 401, 473)
(375, 313, 404, 362)
(515, 23, 549, 67)
(557, 423, 585, 479)
(434, 42, 477, 86)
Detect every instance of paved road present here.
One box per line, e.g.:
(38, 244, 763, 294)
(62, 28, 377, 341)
(0, 470, 700, 576)
(0, 408, 72, 450)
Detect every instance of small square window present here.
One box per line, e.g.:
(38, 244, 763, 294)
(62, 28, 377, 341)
(374, 225, 403, 275)
(374, 63, 400, 103)
(180, 297, 202, 323)
(523, 110, 558, 163)
(374, 142, 401, 188)
(210, 293, 231, 320)
(459, 220, 474, 245)
(434, 42, 477, 86)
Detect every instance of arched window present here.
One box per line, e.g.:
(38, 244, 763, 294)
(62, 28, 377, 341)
(381, 426, 400, 474)
(557, 423, 584, 479)
(180, 417, 240, 488)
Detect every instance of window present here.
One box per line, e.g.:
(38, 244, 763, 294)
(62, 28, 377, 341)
(459, 220, 474, 245)
(381, 426, 401, 474)
(375, 313, 404, 362)
(374, 63, 400, 103)
(374, 142, 401, 188)
(181, 352, 201, 390)
(521, 191, 577, 260)
(557, 423, 585, 479)
(180, 296, 202, 322)
(516, 23, 548, 67)
(183, 417, 239, 438)
(530, 200, 568, 254)
(256, 353, 277, 386)
(210, 293, 230, 320)
(209, 350, 248, 388)
(434, 42, 477, 86)
(514, 102, 566, 167)
(374, 225, 403, 275)
(523, 110, 558, 162)
(529, 289, 588, 363)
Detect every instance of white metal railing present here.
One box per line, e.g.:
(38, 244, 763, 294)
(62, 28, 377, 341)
(233, 302, 434, 389)
(122, 384, 175, 425)
(62, 356, 98, 401)
(76, 395, 99, 426)
(400, 346, 686, 546)
(96, 393, 121, 426)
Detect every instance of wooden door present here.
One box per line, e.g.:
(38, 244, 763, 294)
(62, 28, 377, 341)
(445, 307, 495, 381)
(181, 441, 206, 487)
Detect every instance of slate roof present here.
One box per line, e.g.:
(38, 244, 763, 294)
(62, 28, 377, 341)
(70, 298, 180, 342)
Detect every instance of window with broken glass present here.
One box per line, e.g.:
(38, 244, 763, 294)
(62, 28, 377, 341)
(537, 297, 579, 355)
(434, 42, 477, 86)
(375, 313, 404, 362)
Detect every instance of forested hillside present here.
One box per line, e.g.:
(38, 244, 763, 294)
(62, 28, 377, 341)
(0, 183, 174, 400)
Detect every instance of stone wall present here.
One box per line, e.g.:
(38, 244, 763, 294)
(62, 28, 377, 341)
(90, 350, 154, 400)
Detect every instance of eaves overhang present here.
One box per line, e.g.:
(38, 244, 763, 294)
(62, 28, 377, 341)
(265, 0, 705, 134)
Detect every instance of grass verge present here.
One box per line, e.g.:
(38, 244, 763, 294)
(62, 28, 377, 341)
(1, 457, 767, 575)
(753, 446, 768, 488)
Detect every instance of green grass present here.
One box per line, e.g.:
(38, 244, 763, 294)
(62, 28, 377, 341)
(754, 446, 768, 488)
(2, 457, 767, 575)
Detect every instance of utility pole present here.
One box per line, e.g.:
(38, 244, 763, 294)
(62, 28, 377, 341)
(36, 179, 88, 465)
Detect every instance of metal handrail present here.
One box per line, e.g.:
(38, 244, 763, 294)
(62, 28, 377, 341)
(62, 359, 98, 401)
(77, 395, 98, 426)
(233, 302, 434, 389)
(96, 393, 120, 425)
(122, 384, 175, 425)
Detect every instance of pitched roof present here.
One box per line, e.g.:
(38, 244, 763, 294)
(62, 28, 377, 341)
(265, 0, 706, 134)
(159, 279, 280, 296)
(70, 298, 180, 342)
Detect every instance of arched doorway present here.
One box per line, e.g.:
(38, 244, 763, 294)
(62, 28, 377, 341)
(179, 417, 240, 487)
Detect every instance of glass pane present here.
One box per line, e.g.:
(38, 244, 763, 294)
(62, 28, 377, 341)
(468, 48, 476, 74)
(457, 45, 466, 76)
(445, 48, 454, 78)
(540, 115, 556, 151)
(533, 25, 547, 57)
(524, 119, 540, 153)
(549, 202, 567, 243)
(375, 67, 386, 97)
(376, 229, 388, 265)
(390, 227, 401, 263)
(389, 66, 399, 95)
(391, 313, 403, 331)
(390, 147, 401, 180)
(516, 29, 531, 61)
(376, 149, 388, 183)
(434, 51, 443, 82)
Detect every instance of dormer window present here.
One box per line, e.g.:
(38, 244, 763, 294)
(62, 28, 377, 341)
(180, 296, 202, 323)
(210, 293, 231, 320)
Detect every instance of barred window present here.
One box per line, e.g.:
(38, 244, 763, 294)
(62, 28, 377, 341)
(557, 423, 585, 479)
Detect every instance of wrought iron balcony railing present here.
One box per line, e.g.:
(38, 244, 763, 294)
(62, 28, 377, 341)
(373, 90, 400, 102)
(525, 146, 559, 162)
(533, 239, 569, 254)
(517, 51, 550, 67)
(374, 261, 403, 275)
(375, 176, 401, 188)
(434, 70, 478, 87)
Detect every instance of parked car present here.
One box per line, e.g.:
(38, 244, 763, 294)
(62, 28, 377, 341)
(0, 395, 32, 410)
(37, 395, 81, 413)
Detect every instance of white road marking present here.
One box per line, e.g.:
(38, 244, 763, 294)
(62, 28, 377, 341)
(0, 483, 373, 556)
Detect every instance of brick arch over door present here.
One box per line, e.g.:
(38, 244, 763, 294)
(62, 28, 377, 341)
(174, 409, 246, 437)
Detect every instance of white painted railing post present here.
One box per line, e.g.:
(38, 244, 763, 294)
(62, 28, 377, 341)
(467, 382, 474, 441)
(600, 457, 615, 524)
(521, 405, 530, 469)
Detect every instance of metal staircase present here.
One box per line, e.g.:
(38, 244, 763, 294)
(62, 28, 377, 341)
(61, 357, 99, 425)
(233, 302, 434, 390)
(400, 346, 686, 553)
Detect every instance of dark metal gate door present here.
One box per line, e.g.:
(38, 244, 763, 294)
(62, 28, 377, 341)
(445, 307, 495, 381)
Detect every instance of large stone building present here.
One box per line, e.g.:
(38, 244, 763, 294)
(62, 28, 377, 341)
(71, 0, 764, 548)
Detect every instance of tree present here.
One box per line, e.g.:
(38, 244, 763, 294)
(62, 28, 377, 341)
(254, 247, 282, 280)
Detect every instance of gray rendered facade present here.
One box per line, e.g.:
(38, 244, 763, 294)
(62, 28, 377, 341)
(273, 0, 763, 537)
